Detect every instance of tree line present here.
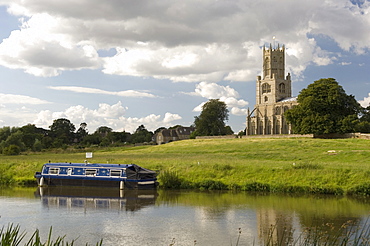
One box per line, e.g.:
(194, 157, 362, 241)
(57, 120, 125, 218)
(0, 99, 235, 155)
(2, 78, 368, 155)
(0, 120, 158, 155)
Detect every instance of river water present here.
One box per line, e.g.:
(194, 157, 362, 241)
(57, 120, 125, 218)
(0, 187, 369, 246)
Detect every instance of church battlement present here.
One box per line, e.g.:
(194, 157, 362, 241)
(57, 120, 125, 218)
(263, 43, 285, 53)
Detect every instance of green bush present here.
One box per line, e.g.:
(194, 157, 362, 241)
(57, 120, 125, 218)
(309, 186, 344, 195)
(348, 183, 370, 196)
(2, 145, 21, 155)
(196, 179, 228, 190)
(244, 182, 271, 192)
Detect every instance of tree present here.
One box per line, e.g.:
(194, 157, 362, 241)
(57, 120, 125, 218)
(131, 125, 153, 144)
(0, 130, 26, 153)
(285, 78, 361, 135)
(49, 118, 76, 146)
(94, 126, 112, 137)
(19, 124, 45, 150)
(193, 99, 232, 136)
(356, 106, 370, 133)
(75, 122, 88, 143)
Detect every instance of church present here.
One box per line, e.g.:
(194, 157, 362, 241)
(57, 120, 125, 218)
(246, 44, 298, 135)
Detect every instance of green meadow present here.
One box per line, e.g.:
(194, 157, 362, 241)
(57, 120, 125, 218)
(1, 137, 370, 195)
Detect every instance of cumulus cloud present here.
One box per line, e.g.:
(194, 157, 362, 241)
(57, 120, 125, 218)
(32, 101, 182, 132)
(359, 93, 370, 107)
(1, 0, 369, 81)
(48, 86, 157, 98)
(0, 13, 100, 77)
(190, 82, 248, 115)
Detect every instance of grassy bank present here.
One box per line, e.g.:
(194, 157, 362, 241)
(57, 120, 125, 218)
(1, 137, 370, 195)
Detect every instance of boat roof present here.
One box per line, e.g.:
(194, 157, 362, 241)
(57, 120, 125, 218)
(43, 162, 134, 168)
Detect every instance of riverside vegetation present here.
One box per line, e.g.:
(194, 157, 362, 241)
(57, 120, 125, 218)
(0, 137, 370, 196)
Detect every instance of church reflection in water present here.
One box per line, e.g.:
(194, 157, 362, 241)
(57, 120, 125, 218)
(256, 206, 363, 245)
(258, 209, 294, 245)
(35, 186, 158, 212)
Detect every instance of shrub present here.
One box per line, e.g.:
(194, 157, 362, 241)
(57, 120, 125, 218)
(244, 182, 271, 192)
(309, 186, 344, 195)
(2, 145, 21, 155)
(159, 170, 182, 189)
(196, 179, 228, 190)
(348, 183, 370, 196)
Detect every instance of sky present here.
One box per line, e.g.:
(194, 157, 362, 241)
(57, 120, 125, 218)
(0, 0, 370, 134)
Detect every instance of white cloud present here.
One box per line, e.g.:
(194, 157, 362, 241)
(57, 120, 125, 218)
(341, 62, 352, 66)
(48, 86, 157, 98)
(190, 82, 249, 115)
(192, 102, 205, 112)
(193, 82, 240, 99)
(0, 12, 100, 77)
(1, 0, 368, 81)
(0, 93, 50, 104)
(163, 112, 182, 123)
(32, 101, 182, 132)
(230, 107, 249, 116)
(359, 93, 370, 107)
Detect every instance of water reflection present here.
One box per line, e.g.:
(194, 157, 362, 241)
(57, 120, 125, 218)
(155, 191, 370, 245)
(1, 188, 369, 245)
(35, 187, 158, 212)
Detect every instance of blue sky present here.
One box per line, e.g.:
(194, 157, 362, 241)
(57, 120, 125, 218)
(0, 0, 370, 134)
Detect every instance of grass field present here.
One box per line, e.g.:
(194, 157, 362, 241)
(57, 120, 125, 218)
(1, 137, 370, 195)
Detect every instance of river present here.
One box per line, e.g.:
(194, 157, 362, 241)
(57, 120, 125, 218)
(0, 187, 369, 245)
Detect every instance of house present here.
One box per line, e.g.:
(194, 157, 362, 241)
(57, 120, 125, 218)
(155, 126, 195, 145)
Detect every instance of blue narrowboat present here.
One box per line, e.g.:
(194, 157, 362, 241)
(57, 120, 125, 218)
(34, 162, 158, 189)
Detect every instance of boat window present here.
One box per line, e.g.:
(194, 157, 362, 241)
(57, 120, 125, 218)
(49, 168, 59, 175)
(85, 169, 97, 176)
(110, 170, 121, 177)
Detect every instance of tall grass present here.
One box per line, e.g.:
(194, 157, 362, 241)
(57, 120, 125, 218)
(1, 138, 370, 195)
(229, 219, 370, 246)
(0, 224, 102, 246)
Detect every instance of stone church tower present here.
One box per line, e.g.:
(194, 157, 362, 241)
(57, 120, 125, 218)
(246, 44, 297, 135)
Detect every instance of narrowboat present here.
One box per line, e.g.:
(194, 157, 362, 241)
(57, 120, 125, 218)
(34, 162, 158, 189)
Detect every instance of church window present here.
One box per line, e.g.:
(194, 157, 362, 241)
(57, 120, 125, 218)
(275, 107, 281, 115)
(264, 96, 268, 102)
(266, 120, 272, 134)
(262, 83, 271, 94)
(275, 120, 280, 134)
(284, 106, 289, 112)
(279, 83, 285, 93)
(258, 120, 263, 134)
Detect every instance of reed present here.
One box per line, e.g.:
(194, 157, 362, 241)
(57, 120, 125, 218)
(229, 218, 370, 246)
(0, 224, 102, 246)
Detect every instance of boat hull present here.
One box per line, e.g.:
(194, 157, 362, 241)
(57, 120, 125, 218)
(34, 162, 158, 190)
(35, 176, 157, 189)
